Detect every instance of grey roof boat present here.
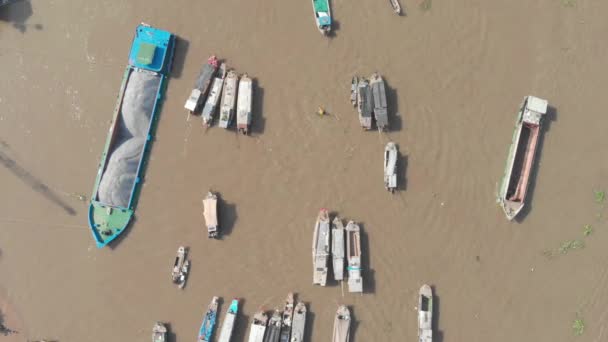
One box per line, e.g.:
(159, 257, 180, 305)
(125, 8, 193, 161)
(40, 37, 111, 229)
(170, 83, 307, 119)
(201, 63, 227, 126)
(497, 96, 548, 220)
(248, 311, 269, 342)
(370, 72, 388, 131)
(418, 285, 433, 342)
(152, 322, 167, 342)
(290, 302, 306, 342)
(346, 221, 363, 293)
(312, 208, 330, 286)
(332, 305, 350, 342)
(384, 142, 398, 192)
(279, 293, 294, 342)
(219, 70, 239, 129)
(263, 309, 282, 342)
(203, 191, 219, 238)
(331, 217, 345, 281)
(357, 78, 373, 130)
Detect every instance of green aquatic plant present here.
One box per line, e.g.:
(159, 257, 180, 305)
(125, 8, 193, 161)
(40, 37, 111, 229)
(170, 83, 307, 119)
(583, 224, 593, 237)
(561, 0, 576, 7)
(420, 0, 432, 11)
(558, 240, 585, 254)
(594, 190, 605, 204)
(572, 317, 585, 336)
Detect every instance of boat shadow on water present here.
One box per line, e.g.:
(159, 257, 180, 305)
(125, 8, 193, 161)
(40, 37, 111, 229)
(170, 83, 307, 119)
(249, 79, 266, 136)
(170, 36, 189, 79)
(359, 223, 376, 294)
(0, 0, 42, 33)
(431, 285, 444, 342)
(384, 79, 403, 132)
(302, 303, 315, 342)
(514, 105, 558, 223)
(396, 152, 408, 192)
(164, 322, 177, 342)
(348, 305, 359, 342)
(230, 298, 249, 342)
(217, 194, 238, 239)
(326, 20, 341, 39)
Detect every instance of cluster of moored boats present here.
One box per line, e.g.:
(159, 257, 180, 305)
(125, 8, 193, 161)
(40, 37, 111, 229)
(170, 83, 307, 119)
(351, 73, 389, 131)
(312, 209, 363, 293)
(184, 56, 253, 134)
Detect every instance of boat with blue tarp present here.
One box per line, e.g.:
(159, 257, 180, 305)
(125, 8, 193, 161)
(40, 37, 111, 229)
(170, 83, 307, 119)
(199, 296, 220, 342)
(87, 23, 175, 248)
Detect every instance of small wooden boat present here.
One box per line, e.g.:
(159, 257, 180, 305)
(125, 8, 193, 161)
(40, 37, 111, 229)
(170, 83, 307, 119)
(384, 142, 398, 192)
(332, 305, 350, 342)
(263, 309, 282, 342)
(346, 221, 363, 293)
(370, 72, 388, 131)
(418, 285, 433, 342)
(218, 299, 240, 342)
(237, 74, 253, 135)
(201, 63, 227, 126)
(203, 191, 219, 238)
(331, 217, 345, 281)
(219, 70, 239, 129)
(88, 23, 176, 248)
(312, 0, 332, 35)
(357, 78, 373, 130)
(185, 55, 219, 114)
(290, 302, 306, 342)
(279, 293, 294, 342)
(312, 209, 330, 286)
(350, 76, 358, 107)
(171, 246, 189, 288)
(198, 296, 220, 342)
(498, 96, 548, 220)
(247, 311, 269, 342)
(390, 0, 402, 14)
(152, 322, 167, 342)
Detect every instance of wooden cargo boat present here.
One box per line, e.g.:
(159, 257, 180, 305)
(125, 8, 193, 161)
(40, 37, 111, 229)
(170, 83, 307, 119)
(346, 221, 363, 293)
(248, 311, 269, 342)
(198, 296, 220, 342)
(357, 78, 373, 130)
(185, 56, 219, 113)
(370, 72, 388, 131)
(418, 285, 433, 342)
(312, 209, 330, 286)
(331, 217, 345, 281)
(152, 322, 167, 342)
(218, 299, 240, 342)
(312, 0, 332, 35)
(203, 191, 219, 238)
(263, 309, 282, 342)
(332, 305, 350, 342)
(497, 96, 548, 220)
(219, 70, 239, 128)
(201, 63, 226, 126)
(384, 142, 398, 192)
(237, 74, 253, 134)
(88, 23, 175, 248)
(279, 293, 294, 342)
(290, 302, 306, 342)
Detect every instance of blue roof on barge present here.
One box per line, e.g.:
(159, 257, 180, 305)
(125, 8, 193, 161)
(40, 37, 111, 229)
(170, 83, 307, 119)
(128, 23, 174, 73)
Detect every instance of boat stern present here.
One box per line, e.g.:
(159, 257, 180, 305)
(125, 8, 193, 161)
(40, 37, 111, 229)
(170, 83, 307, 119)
(88, 200, 133, 248)
(500, 199, 524, 221)
(129, 23, 175, 74)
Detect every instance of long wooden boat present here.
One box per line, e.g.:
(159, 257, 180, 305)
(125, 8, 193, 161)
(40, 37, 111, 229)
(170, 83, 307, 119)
(384, 142, 398, 192)
(290, 302, 306, 342)
(418, 285, 433, 342)
(152, 322, 167, 342)
(219, 70, 239, 129)
(346, 221, 363, 293)
(370, 72, 388, 131)
(247, 311, 269, 342)
(198, 296, 220, 342)
(498, 96, 548, 220)
(331, 217, 345, 281)
(201, 63, 226, 126)
(312, 208, 330, 286)
(88, 23, 175, 248)
(357, 78, 373, 130)
(203, 191, 219, 238)
(390, 0, 402, 14)
(237, 74, 253, 134)
(279, 293, 294, 342)
(312, 0, 332, 35)
(218, 299, 240, 342)
(350, 76, 358, 107)
(263, 309, 282, 342)
(332, 305, 350, 342)
(185, 55, 219, 114)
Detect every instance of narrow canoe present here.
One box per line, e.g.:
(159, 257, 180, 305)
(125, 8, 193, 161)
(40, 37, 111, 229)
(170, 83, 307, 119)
(290, 302, 306, 342)
(497, 96, 548, 220)
(88, 23, 175, 248)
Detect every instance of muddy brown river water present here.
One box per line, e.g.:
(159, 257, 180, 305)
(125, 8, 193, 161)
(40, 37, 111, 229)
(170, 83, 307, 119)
(2, 0, 608, 341)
